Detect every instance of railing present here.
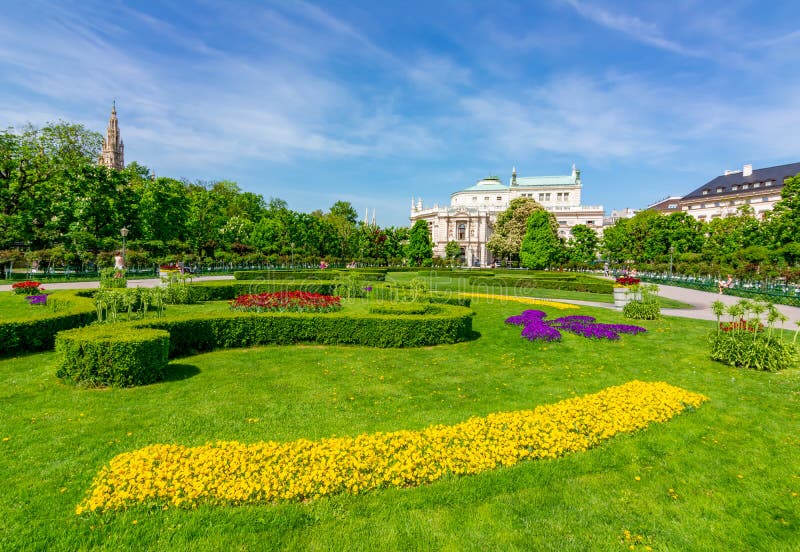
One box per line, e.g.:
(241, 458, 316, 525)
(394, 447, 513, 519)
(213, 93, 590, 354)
(637, 272, 800, 307)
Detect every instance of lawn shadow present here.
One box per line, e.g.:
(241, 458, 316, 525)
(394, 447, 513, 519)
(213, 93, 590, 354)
(163, 363, 201, 382)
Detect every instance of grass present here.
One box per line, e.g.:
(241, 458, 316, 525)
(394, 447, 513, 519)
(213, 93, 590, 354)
(0, 290, 84, 320)
(1, 294, 799, 551)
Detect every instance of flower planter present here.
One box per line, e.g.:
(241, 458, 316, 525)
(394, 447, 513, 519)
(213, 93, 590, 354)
(613, 287, 641, 308)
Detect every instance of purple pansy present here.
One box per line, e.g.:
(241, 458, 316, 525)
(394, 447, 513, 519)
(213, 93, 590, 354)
(25, 294, 48, 306)
(505, 309, 646, 343)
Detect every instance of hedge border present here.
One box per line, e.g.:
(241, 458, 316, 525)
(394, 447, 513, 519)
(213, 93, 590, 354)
(467, 276, 613, 294)
(55, 327, 170, 387)
(233, 270, 386, 281)
(132, 303, 475, 356)
(0, 291, 97, 356)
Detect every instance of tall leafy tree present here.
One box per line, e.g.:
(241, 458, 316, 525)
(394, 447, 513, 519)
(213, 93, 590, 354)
(487, 198, 546, 261)
(764, 174, 800, 247)
(567, 224, 599, 264)
(519, 210, 561, 269)
(406, 220, 433, 266)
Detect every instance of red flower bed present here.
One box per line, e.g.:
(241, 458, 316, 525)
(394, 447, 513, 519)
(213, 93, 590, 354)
(230, 291, 342, 313)
(11, 281, 42, 294)
(615, 277, 640, 286)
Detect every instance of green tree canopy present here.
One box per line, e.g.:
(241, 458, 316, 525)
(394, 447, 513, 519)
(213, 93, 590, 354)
(487, 198, 546, 260)
(519, 210, 561, 269)
(406, 220, 433, 266)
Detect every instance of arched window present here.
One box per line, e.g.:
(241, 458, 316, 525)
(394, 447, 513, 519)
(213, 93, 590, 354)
(457, 223, 466, 240)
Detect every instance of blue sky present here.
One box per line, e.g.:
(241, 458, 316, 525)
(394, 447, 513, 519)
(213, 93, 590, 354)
(2, 1, 799, 226)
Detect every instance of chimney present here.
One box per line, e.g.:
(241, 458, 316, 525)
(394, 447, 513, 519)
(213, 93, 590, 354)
(743, 164, 753, 177)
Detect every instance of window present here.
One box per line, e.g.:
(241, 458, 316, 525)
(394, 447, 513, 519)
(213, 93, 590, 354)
(586, 220, 595, 225)
(742, 184, 749, 190)
(484, 196, 490, 201)
(538, 193, 545, 201)
(545, 193, 551, 201)
(765, 180, 773, 187)
(668, 203, 678, 209)
(558, 220, 567, 225)
(753, 182, 760, 188)
(702, 189, 709, 195)
(563, 192, 569, 201)
(731, 185, 738, 191)
(496, 196, 502, 201)
(457, 223, 466, 240)
(557, 192, 563, 201)
(472, 196, 477, 202)
(716, 187, 724, 193)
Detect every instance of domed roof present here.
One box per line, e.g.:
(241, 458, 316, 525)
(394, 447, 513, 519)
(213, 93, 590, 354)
(457, 176, 509, 193)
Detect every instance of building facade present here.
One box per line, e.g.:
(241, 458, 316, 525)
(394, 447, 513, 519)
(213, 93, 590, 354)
(410, 166, 604, 266)
(98, 102, 125, 169)
(648, 162, 800, 220)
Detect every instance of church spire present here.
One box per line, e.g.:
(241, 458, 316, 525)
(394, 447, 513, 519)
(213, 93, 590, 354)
(99, 102, 125, 169)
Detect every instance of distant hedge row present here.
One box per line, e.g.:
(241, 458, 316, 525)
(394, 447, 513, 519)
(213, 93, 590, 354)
(234, 270, 386, 281)
(54, 304, 475, 387)
(467, 276, 613, 294)
(0, 292, 96, 356)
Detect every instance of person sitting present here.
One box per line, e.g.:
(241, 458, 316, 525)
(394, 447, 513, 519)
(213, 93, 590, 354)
(718, 274, 733, 294)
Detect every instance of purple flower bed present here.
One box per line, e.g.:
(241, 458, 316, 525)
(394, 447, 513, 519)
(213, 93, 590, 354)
(25, 294, 48, 306)
(505, 310, 646, 342)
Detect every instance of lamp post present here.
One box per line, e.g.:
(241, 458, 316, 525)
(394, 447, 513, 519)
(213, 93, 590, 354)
(669, 246, 675, 279)
(291, 242, 295, 268)
(120, 227, 129, 264)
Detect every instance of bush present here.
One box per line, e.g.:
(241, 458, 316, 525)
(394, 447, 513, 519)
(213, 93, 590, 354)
(99, 267, 127, 288)
(368, 303, 438, 315)
(0, 292, 96, 355)
(708, 298, 799, 372)
(623, 284, 661, 320)
(188, 281, 336, 301)
(709, 332, 797, 372)
(468, 276, 612, 294)
(622, 301, 661, 320)
(55, 326, 169, 387)
(130, 303, 475, 356)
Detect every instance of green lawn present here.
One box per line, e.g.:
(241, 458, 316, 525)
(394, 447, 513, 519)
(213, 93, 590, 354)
(0, 290, 85, 320)
(1, 297, 798, 550)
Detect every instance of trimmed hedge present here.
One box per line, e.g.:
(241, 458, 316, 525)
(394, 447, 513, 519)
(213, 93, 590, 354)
(233, 270, 386, 282)
(368, 303, 438, 315)
(0, 292, 97, 356)
(189, 281, 337, 301)
(468, 276, 613, 294)
(55, 326, 170, 387)
(132, 304, 474, 355)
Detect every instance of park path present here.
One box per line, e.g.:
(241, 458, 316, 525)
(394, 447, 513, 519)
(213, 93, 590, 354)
(3, 276, 799, 326)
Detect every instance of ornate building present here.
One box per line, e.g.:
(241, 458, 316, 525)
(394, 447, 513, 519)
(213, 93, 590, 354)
(98, 102, 124, 169)
(410, 166, 604, 266)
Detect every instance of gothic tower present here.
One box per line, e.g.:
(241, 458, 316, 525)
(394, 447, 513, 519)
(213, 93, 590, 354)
(99, 102, 125, 169)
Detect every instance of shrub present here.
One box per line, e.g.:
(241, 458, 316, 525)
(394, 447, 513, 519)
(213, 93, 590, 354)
(55, 326, 169, 387)
(469, 276, 612, 294)
(368, 302, 438, 315)
(623, 284, 661, 320)
(615, 276, 640, 286)
(99, 268, 127, 289)
(708, 299, 799, 372)
(0, 292, 96, 355)
(132, 303, 474, 355)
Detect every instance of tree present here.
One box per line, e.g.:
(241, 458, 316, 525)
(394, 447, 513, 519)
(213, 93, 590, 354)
(406, 220, 433, 266)
(325, 201, 359, 259)
(445, 240, 461, 266)
(567, 224, 598, 264)
(487, 198, 546, 261)
(764, 174, 800, 247)
(519, 210, 561, 269)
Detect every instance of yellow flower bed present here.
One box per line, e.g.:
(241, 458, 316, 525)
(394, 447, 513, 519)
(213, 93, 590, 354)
(76, 381, 707, 514)
(459, 292, 579, 310)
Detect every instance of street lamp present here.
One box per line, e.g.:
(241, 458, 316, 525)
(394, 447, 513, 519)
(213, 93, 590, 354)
(120, 227, 129, 263)
(669, 245, 675, 279)
(291, 242, 295, 268)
